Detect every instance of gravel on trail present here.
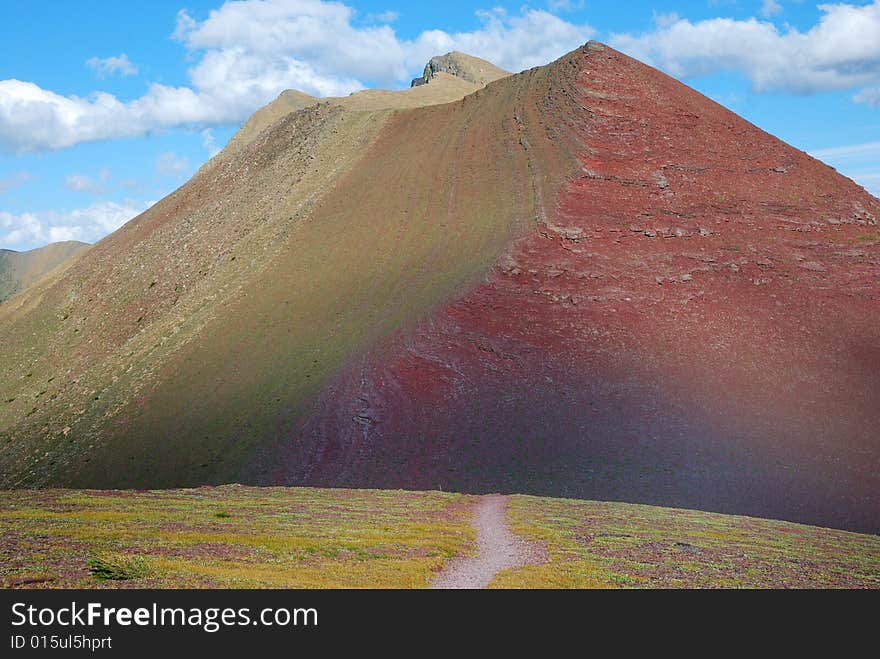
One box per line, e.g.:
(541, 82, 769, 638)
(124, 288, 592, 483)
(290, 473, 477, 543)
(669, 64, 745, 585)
(431, 495, 546, 589)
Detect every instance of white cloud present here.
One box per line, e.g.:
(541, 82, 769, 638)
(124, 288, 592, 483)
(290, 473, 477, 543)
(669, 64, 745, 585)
(0, 199, 151, 249)
(854, 86, 880, 107)
(811, 141, 880, 159)
(810, 141, 880, 197)
(760, 0, 783, 18)
(366, 10, 399, 23)
(0, 171, 31, 193)
(174, 1, 407, 84)
(64, 174, 95, 193)
(119, 178, 142, 191)
(547, 0, 585, 12)
(652, 11, 681, 29)
(155, 152, 189, 178)
(0, 1, 594, 153)
(854, 173, 880, 196)
(171, 8, 197, 41)
(403, 8, 594, 74)
(610, 1, 880, 94)
(64, 168, 111, 193)
(86, 54, 139, 78)
(0, 79, 223, 152)
(201, 128, 220, 157)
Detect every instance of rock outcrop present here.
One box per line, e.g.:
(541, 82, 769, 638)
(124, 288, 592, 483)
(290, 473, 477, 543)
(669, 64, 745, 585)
(410, 51, 509, 87)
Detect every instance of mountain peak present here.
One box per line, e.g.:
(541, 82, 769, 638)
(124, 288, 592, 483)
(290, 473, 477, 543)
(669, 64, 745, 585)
(410, 51, 509, 88)
(2, 42, 878, 534)
(224, 53, 508, 157)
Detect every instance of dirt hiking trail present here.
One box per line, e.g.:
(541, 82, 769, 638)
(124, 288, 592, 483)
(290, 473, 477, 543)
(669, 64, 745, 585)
(431, 494, 546, 589)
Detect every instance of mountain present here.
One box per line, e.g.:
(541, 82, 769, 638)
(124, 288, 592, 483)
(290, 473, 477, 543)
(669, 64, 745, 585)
(410, 51, 510, 88)
(0, 43, 877, 534)
(0, 240, 90, 303)
(223, 53, 509, 157)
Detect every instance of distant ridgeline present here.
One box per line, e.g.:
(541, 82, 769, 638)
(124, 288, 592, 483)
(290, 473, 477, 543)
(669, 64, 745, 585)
(0, 241, 89, 303)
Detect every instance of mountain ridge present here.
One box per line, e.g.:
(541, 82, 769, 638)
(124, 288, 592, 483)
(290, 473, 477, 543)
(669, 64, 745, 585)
(0, 240, 90, 303)
(223, 51, 509, 158)
(1, 43, 878, 534)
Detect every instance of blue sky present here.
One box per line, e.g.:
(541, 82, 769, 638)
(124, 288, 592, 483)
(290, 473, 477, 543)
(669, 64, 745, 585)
(1, 0, 878, 250)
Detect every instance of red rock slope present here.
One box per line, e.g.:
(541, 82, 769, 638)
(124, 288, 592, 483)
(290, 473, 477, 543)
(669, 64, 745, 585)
(273, 43, 880, 533)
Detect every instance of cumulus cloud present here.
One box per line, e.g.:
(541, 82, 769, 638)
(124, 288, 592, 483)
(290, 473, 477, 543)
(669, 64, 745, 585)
(173, 1, 407, 84)
(0, 79, 225, 152)
(0, 199, 152, 249)
(610, 1, 880, 94)
(0, 1, 594, 153)
(402, 7, 594, 74)
(86, 54, 139, 78)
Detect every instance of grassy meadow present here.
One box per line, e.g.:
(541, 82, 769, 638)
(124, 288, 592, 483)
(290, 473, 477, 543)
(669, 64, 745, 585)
(492, 495, 880, 588)
(0, 486, 472, 588)
(1, 486, 877, 589)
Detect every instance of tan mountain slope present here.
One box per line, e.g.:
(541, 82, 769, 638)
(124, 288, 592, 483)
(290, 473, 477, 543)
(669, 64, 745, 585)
(0, 241, 90, 303)
(0, 102, 389, 483)
(223, 89, 317, 156)
(223, 52, 509, 156)
(0, 49, 558, 490)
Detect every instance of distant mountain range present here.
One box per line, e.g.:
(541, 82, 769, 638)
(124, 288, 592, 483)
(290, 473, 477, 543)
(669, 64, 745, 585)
(0, 240, 89, 303)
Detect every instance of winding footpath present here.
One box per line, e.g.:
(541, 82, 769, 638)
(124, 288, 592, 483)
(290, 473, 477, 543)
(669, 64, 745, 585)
(431, 495, 546, 589)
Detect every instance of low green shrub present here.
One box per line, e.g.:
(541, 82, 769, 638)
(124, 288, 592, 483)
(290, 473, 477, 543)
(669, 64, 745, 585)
(87, 554, 150, 581)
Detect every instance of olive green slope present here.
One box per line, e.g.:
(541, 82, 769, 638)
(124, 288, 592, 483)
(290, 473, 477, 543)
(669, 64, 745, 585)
(68, 57, 582, 487)
(0, 105, 389, 487)
(223, 52, 509, 158)
(0, 49, 583, 488)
